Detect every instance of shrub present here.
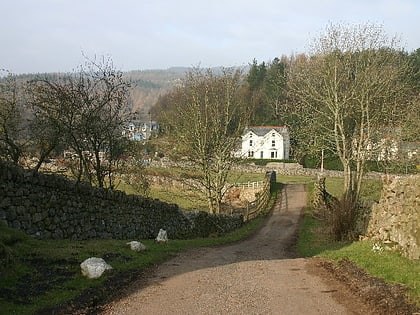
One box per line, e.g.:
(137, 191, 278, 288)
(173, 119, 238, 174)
(302, 155, 344, 170)
(313, 178, 360, 241)
(328, 194, 359, 241)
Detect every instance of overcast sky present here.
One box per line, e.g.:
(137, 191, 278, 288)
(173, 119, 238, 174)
(1, 0, 419, 74)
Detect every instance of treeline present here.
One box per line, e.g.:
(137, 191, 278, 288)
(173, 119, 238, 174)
(152, 48, 420, 160)
(247, 50, 419, 138)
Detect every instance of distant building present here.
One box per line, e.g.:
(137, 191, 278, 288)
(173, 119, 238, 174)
(240, 126, 290, 159)
(122, 121, 159, 141)
(364, 128, 419, 162)
(401, 142, 419, 161)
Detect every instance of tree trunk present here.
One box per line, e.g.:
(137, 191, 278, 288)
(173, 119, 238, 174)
(33, 146, 55, 173)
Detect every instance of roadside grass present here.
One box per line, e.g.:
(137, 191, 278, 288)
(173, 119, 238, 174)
(297, 214, 420, 306)
(321, 241, 420, 305)
(296, 178, 419, 307)
(0, 213, 267, 315)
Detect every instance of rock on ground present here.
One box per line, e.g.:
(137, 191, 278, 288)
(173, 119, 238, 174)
(80, 257, 113, 279)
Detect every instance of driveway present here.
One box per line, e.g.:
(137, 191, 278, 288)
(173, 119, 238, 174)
(101, 184, 372, 315)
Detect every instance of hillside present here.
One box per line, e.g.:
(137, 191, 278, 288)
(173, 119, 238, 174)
(4, 68, 187, 121)
(5, 66, 243, 121)
(123, 67, 189, 118)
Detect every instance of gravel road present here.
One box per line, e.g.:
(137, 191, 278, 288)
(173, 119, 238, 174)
(101, 184, 372, 315)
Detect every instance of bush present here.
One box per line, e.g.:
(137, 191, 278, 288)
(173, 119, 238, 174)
(328, 194, 360, 241)
(302, 155, 344, 170)
(313, 178, 360, 241)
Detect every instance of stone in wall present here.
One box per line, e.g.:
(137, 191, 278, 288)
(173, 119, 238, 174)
(0, 161, 243, 241)
(365, 175, 419, 260)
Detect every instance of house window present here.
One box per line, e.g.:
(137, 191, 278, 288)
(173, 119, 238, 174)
(260, 151, 263, 158)
(249, 139, 253, 147)
(248, 151, 254, 157)
(271, 152, 275, 159)
(272, 133, 275, 137)
(272, 140, 275, 147)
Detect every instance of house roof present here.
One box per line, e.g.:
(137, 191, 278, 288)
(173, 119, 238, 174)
(244, 126, 288, 137)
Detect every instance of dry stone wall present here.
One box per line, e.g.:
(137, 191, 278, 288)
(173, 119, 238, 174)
(0, 162, 242, 240)
(151, 158, 383, 179)
(365, 175, 419, 260)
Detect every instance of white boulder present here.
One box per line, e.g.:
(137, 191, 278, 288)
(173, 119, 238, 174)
(155, 228, 168, 242)
(127, 240, 147, 252)
(80, 257, 113, 279)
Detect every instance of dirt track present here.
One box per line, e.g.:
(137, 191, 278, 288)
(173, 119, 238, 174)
(101, 184, 373, 315)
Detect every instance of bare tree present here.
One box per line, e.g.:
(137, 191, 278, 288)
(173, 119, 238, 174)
(0, 70, 27, 164)
(288, 23, 413, 238)
(29, 56, 130, 187)
(26, 75, 66, 171)
(165, 68, 249, 214)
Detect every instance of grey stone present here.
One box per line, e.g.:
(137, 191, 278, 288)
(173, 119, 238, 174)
(127, 241, 147, 252)
(33, 212, 42, 223)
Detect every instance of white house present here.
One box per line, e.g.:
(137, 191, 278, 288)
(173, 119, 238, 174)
(240, 126, 290, 160)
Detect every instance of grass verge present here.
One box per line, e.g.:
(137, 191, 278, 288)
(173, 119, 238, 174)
(0, 182, 277, 315)
(296, 205, 420, 306)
